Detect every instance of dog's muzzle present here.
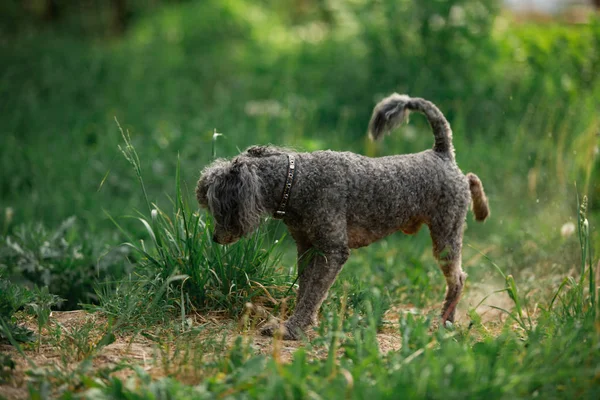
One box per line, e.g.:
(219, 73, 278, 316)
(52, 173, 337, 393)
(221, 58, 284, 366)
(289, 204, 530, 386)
(212, 231, 240, 245)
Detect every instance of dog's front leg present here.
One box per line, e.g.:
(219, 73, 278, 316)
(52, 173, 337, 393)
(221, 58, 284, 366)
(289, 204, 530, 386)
(289, 231, 314, 309)
(261, 247, 349, 340)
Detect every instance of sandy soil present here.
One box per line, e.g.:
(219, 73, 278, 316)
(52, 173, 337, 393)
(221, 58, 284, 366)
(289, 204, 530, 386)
(0, 309, 409, 399)
(0, 271, 515, 400)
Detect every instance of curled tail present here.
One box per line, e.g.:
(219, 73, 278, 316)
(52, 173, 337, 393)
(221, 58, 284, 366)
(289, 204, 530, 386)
(368, 94, 453, 156)
(467, 173, 489, 221)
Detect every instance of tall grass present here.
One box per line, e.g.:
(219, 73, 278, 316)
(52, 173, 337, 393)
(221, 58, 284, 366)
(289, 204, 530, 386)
(548, 195, 598, 322)
(93, 123, 292, 329)
(470, 192, 598, 340)
(73, 193, 599, 399)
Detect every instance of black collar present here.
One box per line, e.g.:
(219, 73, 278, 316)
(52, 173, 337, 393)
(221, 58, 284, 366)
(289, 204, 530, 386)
(273, 154, 296, 219)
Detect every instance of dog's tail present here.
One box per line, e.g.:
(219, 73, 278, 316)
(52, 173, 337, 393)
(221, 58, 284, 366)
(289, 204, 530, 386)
(368, 94, 453, 156)
(466, 173, 489, 221)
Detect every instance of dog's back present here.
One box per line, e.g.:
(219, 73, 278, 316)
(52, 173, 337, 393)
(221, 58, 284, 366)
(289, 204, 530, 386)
(284, 148, 470, 248)
(368, 94, 489, 224)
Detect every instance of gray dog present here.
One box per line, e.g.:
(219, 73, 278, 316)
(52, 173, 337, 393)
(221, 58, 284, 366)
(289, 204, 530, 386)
(196, 94, 489, 340)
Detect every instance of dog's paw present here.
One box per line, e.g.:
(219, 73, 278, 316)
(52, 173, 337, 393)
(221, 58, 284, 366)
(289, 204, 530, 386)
(259, 322, 302, 340)
(259, 323, 278, 337)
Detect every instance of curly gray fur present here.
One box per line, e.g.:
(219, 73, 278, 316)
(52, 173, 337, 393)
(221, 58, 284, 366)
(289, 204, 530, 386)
(196, 94, 489, 340)
(196, 159, 266, 243)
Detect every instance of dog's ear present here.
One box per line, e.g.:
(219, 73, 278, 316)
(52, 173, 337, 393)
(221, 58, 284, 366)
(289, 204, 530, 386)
(196, 172, 212, 208)
(205, 159, 266, 237)
(196, 159, 229, 208)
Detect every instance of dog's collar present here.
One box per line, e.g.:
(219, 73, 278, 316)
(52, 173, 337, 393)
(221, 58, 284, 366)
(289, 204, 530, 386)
(273, 154, 296, 219)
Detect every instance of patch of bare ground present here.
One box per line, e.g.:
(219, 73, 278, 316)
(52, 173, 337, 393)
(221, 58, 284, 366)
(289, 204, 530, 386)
(1, 276, 527, 400)
(0, 309, 406, 398)
(2, 282, 526, 400)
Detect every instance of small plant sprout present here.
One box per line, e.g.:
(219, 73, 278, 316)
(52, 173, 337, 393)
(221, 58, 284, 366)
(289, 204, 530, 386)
(469, 246, 534, 334)
(27, 287, 64, 352)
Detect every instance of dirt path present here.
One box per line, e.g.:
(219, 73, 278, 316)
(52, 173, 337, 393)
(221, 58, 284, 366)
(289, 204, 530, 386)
(0, 279, 514, 400)
(1, 309, 407, 399)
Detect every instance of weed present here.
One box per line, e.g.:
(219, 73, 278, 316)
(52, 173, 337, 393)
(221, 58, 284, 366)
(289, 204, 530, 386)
(27, 286, 63, 352)
(0, 218, 129, 310)
(50, 319, 98, 362)
(471, 193, 598, 338)
(96, 124, 290, 331)
(90, 272, 176, 330)
(0, 275, 35, 344)
(549, 195, 598, 323)
(0, 353, 16, 384)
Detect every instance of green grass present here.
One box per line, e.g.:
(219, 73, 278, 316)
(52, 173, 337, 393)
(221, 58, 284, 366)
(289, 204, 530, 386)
(92, 126, 292, 325)
(1, 0, 600, 398)
(5, 126, 598, 398)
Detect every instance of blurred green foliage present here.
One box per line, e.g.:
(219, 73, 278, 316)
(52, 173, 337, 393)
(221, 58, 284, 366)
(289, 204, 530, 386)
(1, 3, 599, 397)
(0, 0, 599, 309)
(0, 272, 36, 344)
(0, 217, 129, 309)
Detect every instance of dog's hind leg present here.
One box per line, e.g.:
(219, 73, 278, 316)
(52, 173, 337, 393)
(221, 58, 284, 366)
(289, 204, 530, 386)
(429, 219, 467, 325)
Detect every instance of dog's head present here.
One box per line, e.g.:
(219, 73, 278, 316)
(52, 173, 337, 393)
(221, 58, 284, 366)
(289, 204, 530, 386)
(196, 156, 265, 244)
